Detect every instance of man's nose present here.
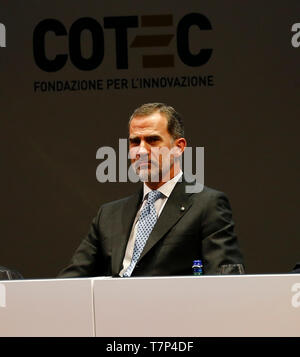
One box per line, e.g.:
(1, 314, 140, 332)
(137, 140, 149, 156)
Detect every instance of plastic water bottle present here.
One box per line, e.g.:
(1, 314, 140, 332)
(192, 260, 203, 276)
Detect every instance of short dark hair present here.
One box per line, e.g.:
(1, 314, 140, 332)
(129, 103, 184, 140)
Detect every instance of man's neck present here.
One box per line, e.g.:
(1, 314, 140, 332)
(145, 165, 181, 190)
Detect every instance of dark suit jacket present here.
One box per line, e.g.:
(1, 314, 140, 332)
(58, 180, 244, 278)
(291, 263, 300, 273)
(0, 266, 23, 280)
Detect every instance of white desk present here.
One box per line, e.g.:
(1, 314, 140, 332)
(93, 274, 300, 337)
(0, 278, 94, 336)
(1, 274, 300, 336)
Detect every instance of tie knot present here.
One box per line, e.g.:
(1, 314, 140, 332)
(147, 190, 162, 204)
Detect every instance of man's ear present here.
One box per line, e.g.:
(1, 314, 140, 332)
(173, 138, 187, 157)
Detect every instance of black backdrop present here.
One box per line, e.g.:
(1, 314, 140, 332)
(0, 1, 299, 278)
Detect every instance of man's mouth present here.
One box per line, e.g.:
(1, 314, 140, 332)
(139, 162, 150, 167)
(132, 158, 158, 171)
(137, 160, 158, 168)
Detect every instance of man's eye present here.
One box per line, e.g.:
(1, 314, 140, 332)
(148, 137, 159, 143)
(130, 140, 140, 145)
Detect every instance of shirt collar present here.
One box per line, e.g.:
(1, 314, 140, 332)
(142, 170, 183, 200)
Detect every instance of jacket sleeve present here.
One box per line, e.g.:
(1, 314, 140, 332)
(201, 191, 245, 275)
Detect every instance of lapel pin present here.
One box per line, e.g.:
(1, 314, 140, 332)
(180, 206, 185, 212)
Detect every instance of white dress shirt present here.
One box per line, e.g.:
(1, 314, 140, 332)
(119, 170, 183, 276)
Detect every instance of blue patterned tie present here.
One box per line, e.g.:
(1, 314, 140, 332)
(123, 190, 162, 277)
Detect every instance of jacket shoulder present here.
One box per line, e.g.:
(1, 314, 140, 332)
(187, 183, 228, 200)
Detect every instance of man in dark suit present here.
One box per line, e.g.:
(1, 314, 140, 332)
(291, 263, 300, 273)
(58, 103, 244, 278)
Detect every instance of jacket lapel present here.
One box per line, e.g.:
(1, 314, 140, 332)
(139, 179, 194, 261)
(111, 187, 143, 275)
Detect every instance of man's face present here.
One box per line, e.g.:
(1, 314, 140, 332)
(129, 111, 178, 184)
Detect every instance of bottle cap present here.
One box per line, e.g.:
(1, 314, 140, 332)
(192, 259, 203, 268)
